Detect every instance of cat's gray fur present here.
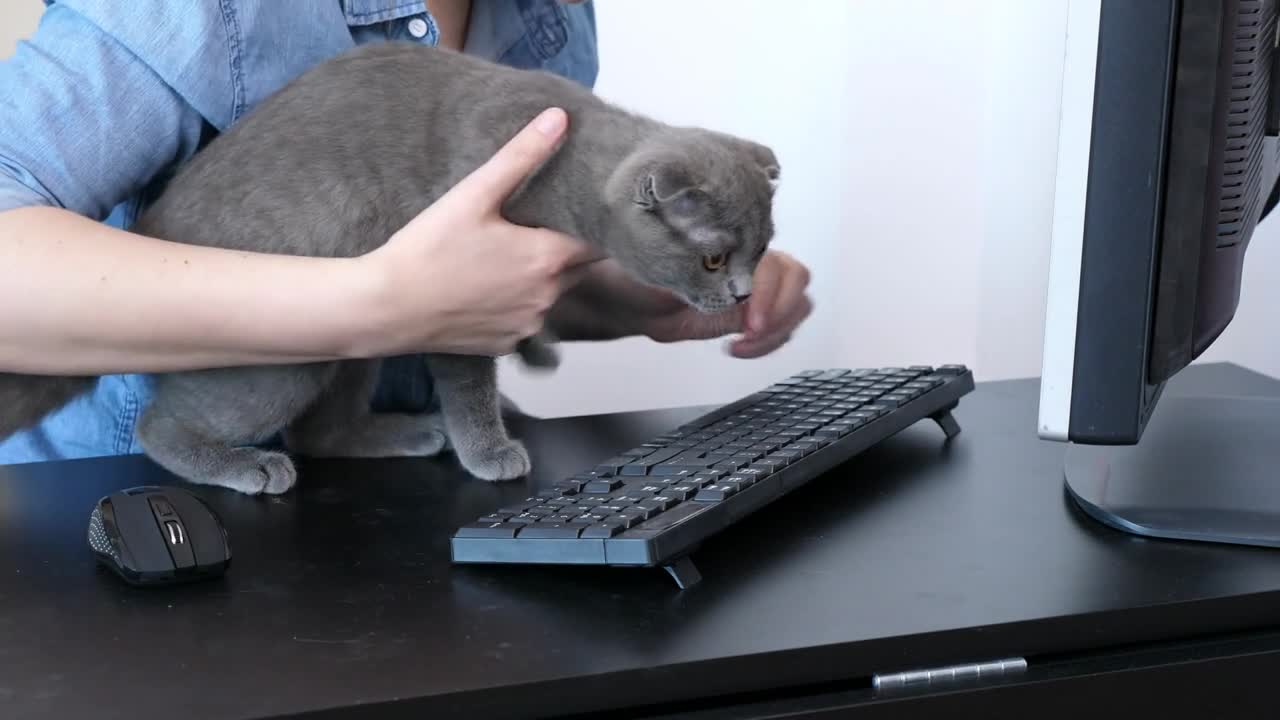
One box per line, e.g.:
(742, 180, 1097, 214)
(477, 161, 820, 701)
(0, 43, 779, 494)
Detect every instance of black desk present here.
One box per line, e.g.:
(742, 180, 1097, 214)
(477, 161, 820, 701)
(4, 363, 1280, 719)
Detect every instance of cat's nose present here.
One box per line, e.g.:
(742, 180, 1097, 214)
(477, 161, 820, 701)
(733, 292, 752, 305)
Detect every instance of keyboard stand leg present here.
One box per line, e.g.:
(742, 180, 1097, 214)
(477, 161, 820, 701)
(662, 555, 702, 590)
(930, 404, 962, 440)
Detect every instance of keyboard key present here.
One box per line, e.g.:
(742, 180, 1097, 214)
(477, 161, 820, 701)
(709, 460, 740, 473)
(749, 443, 782, 456)
(635, 499, 668, 516)
(770, 450, 802, 463)
(456, 522, 518, 538)
(516, 524, 583, 539)
(621, 446, 684, 475)
(762, 453, 795, 468)
(937, 364, 967, 375)
(878, 393, 910, 407)
(723, 474, 757, 489)
(752, 459, 788, 473)
(581, 520, 628, 538)
(611, 493, 649, 505)
(648, 495, 679, 511)
(584, 479, 624, 494)
(619, 506, 652, 522)
(610, 514, 640, 529)
(652, 452, 715, 475)
(783, 442, 816, 457)
(667, 484, 699, 500)
(593, 457, 633, 475)
(826, 423, 858, 436)
(695, 484, 738, 501)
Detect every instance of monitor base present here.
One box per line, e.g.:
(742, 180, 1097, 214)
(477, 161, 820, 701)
(1064, 395, 1280, 548)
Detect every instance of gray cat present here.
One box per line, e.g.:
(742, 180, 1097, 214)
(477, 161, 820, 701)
(0, 42, 780, 494)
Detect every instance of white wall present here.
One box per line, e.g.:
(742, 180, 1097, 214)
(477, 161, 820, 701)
(0, 0, 42, 58)
(2, 1, 1277, 420)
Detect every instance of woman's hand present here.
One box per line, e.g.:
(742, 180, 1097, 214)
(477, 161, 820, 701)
(351, 107, 603, 358)
(551, 249, 813, 357)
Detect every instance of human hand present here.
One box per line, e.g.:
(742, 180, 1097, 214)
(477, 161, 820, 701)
(554, 249, 813, 358)
(352, 107, 601, 358)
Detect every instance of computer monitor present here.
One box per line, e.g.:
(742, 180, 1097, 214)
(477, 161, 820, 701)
(1038, 0, 1280, 547)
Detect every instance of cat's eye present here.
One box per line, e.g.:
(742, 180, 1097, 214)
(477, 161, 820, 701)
(702, 253, 727, 271)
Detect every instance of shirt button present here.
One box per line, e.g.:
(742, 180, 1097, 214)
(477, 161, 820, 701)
(407, 17, 429, 39)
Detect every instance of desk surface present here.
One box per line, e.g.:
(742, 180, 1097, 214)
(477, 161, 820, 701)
(4, 363, 1280, 719)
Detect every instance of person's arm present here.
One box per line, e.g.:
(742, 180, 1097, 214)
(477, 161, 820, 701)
(0, 206, 381, 374)
(0, 7, 382, 375)
(0, 9, 593, 376)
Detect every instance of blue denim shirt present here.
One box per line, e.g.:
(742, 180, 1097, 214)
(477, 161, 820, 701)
(0, 0, 598, 464)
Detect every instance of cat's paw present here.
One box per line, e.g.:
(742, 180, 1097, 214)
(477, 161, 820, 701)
(206, 449, 297, 495)
(252, 451, 298, 495)
(458, 439, 532, 481)
(395, 428, 448, 456)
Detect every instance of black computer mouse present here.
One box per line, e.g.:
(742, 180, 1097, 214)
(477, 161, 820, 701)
(87, 485, 231, 587)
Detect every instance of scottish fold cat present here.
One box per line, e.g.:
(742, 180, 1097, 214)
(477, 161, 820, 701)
(0, 42, 780, 494)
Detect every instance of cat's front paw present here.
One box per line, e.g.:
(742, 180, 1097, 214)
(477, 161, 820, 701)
(458, 439, 532, 481)
(254, 451, 299, 494)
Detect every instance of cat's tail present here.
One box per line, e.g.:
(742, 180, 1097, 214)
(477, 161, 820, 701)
(0, 374, 95, 438)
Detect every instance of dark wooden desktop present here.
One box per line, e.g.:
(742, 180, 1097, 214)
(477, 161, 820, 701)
(3, 363, 1280, 719)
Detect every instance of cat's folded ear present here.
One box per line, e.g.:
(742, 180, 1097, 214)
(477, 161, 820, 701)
(635, 161, 707, 217)
(743, 140, 781, 192)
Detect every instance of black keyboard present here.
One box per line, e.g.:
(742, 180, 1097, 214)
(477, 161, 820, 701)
(450, 365, 975, 588)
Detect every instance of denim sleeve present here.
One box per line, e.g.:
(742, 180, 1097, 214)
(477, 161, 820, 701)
(0, 3, 209, 220)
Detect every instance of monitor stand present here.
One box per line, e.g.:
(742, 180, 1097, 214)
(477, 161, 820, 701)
(1064, 394, 1280, 548)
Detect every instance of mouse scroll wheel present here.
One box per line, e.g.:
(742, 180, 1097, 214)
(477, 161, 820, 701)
(164, 520, 185, 546)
